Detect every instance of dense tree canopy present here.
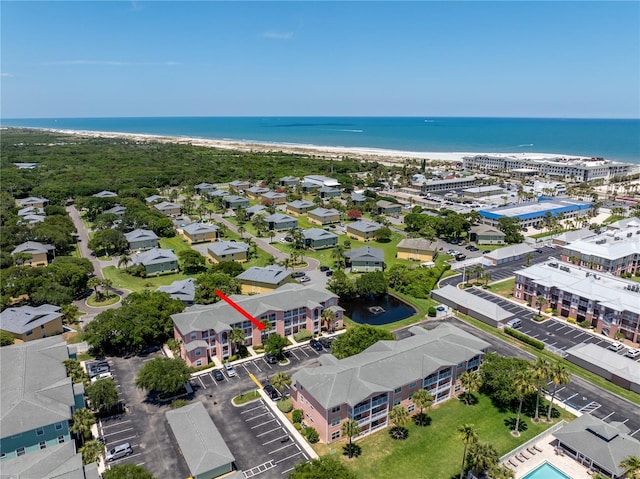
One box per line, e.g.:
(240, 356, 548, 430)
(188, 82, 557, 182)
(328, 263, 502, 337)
(136, 357, 192, 395)
(86, 378, 120, 411)
(194, 271, 241, 304)
(480, 353, 532, 411)
(355, 271, 388, 296)
(331, 324, 394, 359)
(497, 217, 524, 244)
(102, 464, 157, 479)
(288, 456, 356, 479)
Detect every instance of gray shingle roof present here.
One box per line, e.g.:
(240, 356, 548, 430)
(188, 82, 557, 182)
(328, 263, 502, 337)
(470, 224, 505, 236)
(92, 190, 117, 198)
(207, 241, 250, 256)
(309, 207, 340, 218)
(303, 228, 338, 241)
(11, 241, 55, 256)
(553, 414, 640, 476)
(345, 246, 384, 262)
(0, 337, 74, 437)
(18, 197, 48, 207)
(293, 324, 490, 409)
(104, 205, 126, 215)
(182, 222, 219, 235)
(485, 243, 535, 260)
(262, 191, 287, 200)
(0, 442, 99, 479)
(132, 248, 178, 266)
(0, 304, 63, 335)
(287, 200, 315, 209)
(566, 343, 640, 385)
(157, 278, 196, 303)
(154, 201, 181, 211)
(145, 194, 167, 203)
(166, 402, 235, 476)
(397, 238, 436, 252)
(430, 285, 513, 323)
(264, 213, 296, 223)
(347, 220, 383, 233)
(246, 205, 267, 215)
(236, 266, 290, 285)
(18, 206, 44, 217)
(124, 229, 159, 242)
(247, 186, 270, 195)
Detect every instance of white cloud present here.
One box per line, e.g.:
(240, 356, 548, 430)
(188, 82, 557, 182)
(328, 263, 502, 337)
(1, 73, 13, 77)
(263, 31, 294, 40)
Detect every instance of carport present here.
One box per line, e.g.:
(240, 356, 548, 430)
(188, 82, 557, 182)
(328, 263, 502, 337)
(166, 402, 240, 479)
(430, 285, 514, 327)
(565, 343, 640, 393)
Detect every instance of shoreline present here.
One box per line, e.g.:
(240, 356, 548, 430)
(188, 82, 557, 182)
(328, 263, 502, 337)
(5, 126, 598, 166)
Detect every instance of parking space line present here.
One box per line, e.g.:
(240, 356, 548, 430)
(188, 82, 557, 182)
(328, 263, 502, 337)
(207, 373, 218, 386)
(197, 376, 207, 389)
(245, 411, 272, 421)
(107, 434, 138, 443)
(563, 328, 574, 335)
(257, 426, 284, 437)
(262, 434, 291, 446)
(252, 361, 262, 372)
(630, 428, 640, 437)
(602, 411, 615, 420)
(241, 364, 251, 375)
(241, 405, 265, 415)
(574, 332, 586, 339)
(564, 393, 578, 402)
(298, 348, 310, 358)
(109, 452, 143, 465)
(268, 442, 297, 455)
(103, 427, 135, 436)
(101, 420, 132, 429)
(251, 419, 276, 429)
(288, 350, 300, 360)
(275, 449, 304, 464)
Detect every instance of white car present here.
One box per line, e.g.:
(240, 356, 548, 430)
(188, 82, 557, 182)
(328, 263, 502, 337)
(90, 372, 113, 383)
(625, 348, 640, 359)
(224, 363, 237, 377)
(608, 341, 624, 352)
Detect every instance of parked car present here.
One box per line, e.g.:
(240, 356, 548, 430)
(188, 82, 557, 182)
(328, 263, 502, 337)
(139, 344, 161, 355)
(319, 265, 330, 272)
(298, 276, 311, 283)
(482, 250, 491, 255)
(213, 369, 224, 381)
(224, 363, 237, 377)
(291, 271, 306, 278)
(88, 365, 110, 378)
(264, 353, 278, 364)
(264, 384, 280, 401)
(90, 372, 113, 383)
(318, 337, 334, 348)
(106, 443, 133, 462)
(325, 270, 333, 277)
(309, 338, 323, 351)
(454, 253, 467, 261)
(625, 349, 640, 359)
(608, 341, 624, 352)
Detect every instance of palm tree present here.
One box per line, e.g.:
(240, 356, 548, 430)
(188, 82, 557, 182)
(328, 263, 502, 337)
(341, 419, 361, 458)
(512, 369, 535, 436)
(619, 455, 640, 479)
(271, 372, 291, 394)
(321, 308, 335, 333)
(546, 362, 570, 422)
(117, 254, 131, 269)
(268, 230, 276, 244)
(388, 405, 409, 440)
(483, 271, 492, 286)
(535, 295, 546, 316)
(457, 424, 478, 479)
(70, 408, 96, 445)
(459, 371, 481, 406)
(468, 441, 499, 477)
(79, 440, 104, 465)
(471, 264, 484, 283)
(260, 318, 272, 345)
(412, 389, 433, 426)
(331, 244, 346, 270)
(88, 277, 102, 301)
(531, 358, 550, 422)
(229, 327, 246, 356)
(488, 464, 515, 479)
(237, 225, 246, 238)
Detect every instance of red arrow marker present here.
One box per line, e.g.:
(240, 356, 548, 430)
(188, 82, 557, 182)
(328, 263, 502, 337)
(215, 289, 265, 330)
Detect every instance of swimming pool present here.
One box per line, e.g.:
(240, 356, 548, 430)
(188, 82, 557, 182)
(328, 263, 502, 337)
(523, 462, 571, 479)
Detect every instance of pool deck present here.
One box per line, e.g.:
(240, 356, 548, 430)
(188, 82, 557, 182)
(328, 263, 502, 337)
(504, 433, 592, 479)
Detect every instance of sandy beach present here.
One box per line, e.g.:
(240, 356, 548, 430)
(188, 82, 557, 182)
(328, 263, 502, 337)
(33, 127, 585, 167)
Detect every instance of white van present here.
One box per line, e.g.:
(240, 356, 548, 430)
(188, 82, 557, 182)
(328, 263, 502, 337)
(506, 318, 522, 329)
(106, 443, 132, 462)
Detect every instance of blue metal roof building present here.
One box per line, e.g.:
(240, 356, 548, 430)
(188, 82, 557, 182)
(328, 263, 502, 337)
(479, 198, 593, 225)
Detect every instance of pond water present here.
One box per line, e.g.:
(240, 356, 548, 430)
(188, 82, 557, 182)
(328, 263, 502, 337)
(340, 294, 416, 326)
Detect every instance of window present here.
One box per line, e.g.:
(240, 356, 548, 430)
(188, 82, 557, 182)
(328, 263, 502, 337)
(394, 387, 402, 394)
(36, 427, 44, 436)
(407, 404, 415, 413)
(331, 431, 341, 440)
(26, 330, 33, 336)
(331, 418, 340, 427)
(393, 398, 401, 406)
(195, 349, 201, 356)
(195, 359, 202, 367)
(16, 448, 26, 456)
(58, 436, 65, 444)
(331, 405, 340, 413)
(408, 381, 417, 388)
(55, 423, 63, 431)
(39, 441, 47, 450)
(190, 333, 197, 340)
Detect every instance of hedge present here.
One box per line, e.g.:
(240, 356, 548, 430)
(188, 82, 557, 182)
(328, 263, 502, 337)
(278, 398, 293, 413)
(293, 329, 313, 342)
(504, 327, 545, 350)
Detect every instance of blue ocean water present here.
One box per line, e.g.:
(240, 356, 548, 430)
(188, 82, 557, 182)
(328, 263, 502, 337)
(1, 116, 638, 165)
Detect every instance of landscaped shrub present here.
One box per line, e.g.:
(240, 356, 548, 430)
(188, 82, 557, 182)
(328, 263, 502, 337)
(293, 329, 313, 342)
(305, 427, 319, 443)
(567, 317, 577, 324)
(292, 409, 303, 424)
(294, 422, 302, 431)
(579, 320, 591, 329)
(170, 399, 188, 409)
(545, 308, 553, 314)
(277, 398, 293, 413)
(427, 306, 437, 317)
(504, 327, 545, 350)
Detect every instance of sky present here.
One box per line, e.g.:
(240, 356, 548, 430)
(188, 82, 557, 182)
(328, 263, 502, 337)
(1, 1, 639, 119)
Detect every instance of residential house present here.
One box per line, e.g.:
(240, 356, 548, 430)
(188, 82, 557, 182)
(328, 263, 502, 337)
(286, 200, 315, 216)
(291, 323, 490, 444)
(165, 403, 238, 479)
(245, 186, 270, 200)
(157, 278, 196, 306)
(194, 182, 217, 195)
(11, 241, 55, 267)
(18, 197, 49, 209)
(223, 195, 250, 210)
(303, 175, 340, 188)
(303, 229, 338, 249)
(261, 191, 287, 205)
(376, 200, 402, 215)
(0, 442, 99, 479)
(264, 213, 298, 231)
(235, 266, 291, 294)
(19, 214, 46, 227)
(0, 337, 85, 460)
(124, 229, 159, 251)
(145, 194, 167, 204)
(279, 176, 300, 187)
(0, 304, 64, 342)
(396, 238, 436, 262)
(308, 208, 341, 226)
(172, 283, 343, 365)
(207, 189, 229, 199)
(103, 204, 126, 219)
(154, 201, 182, 217)
(182, 222, 219, 244)
(300, 181, 321, 193)
(246, 204, 267, 217)
(18, 206, 44, 217)
(469, 224, 506, 245)
(318, 186, 341, 199)
(345, 246, 385, 272)
(350, 192, 367, 205)
(132, 248, 179, 275)
(346, 220, 383, 242)
(92, 190, 117, 198)
(229, 180, 251, 193)
(207, 241, 250, 264)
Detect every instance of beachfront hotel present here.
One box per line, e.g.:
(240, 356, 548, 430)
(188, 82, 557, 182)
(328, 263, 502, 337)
(291, 323, 490, 444)
(513, 260, 640, 343)
(171, 284, 344, 366)
(462, 154, 636, 181)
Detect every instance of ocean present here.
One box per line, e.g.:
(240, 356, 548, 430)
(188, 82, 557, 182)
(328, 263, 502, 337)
(1, 116, 639, 165)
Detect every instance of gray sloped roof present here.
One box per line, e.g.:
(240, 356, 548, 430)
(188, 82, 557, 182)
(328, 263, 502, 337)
(145, 194, 167, 203)
(287, 199, 315, 209)
(157, 278, 196, 303)
(247, 186, 270, 194)
(566, 343, 640, 385)
(207, 241, 250, 256)
(0, 337, 74, 437)
(104, 205, 126, 215)
(246, 205, 267, 215)
(0, 442, 99, 479)
(0, 304, 63, 335)
(236, 266, 290, 285)
(172, 283, 338, 335)
(11, 241, 55, 256)
(166, 402, 235, 476)
(554, 414, 640, 476)
(347, 220, 383, 233)
(293, 324, 490, 409)
(262, 191, 286, 199)
(430, 285, 513, 323)
(345, 246, 384, 262)
(18, 206, 44, 217)
(308, 207, 340, 218)
(92, 190, 117, 198)
(397, 238, 436, 252)
(132, 248, 178, 266)
(264, 213, 296, 223)
(18, 196, 48, 206)
(470, 224, 505, 236)
(485, 243, 535, 260)
(154, 201, 181, 211)
(182, 222, 219, 235)
(303, 228, 338, 241)
(124, 229, 158, 242)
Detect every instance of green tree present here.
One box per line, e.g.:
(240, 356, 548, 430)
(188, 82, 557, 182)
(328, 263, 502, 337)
(389, 405, 409, 440)
(326, 270, 356, 299)
(194, 271, 241, 304)
(459, 371, 481, 406)
(330, 324, 393, 359)
(288, 455, 356, 479)
(60, 304, 80, 325)
(264, 333, 288, 357)
(102, 464, 157, 479)
(88, 228, 128, 256)
(355, 271, 388, 296)
(512, 368, 535, 436)
(467, 441, 499, 477)
(373, 226, 392, 242)
(135, 357, 191, 396)
(480, 353, 531, 411)
(531, 357, 550, 422)
(331, 244, 346, 270)
(260, 317, 272, 345)
(79, 440, 104, 465)
(271, 372, 291, 394)
(86, 378, 119, 411)
(546, 362, 570, 421)
(64, 358, 88, 384)
(229, 327, 246, 356)
(321, 308, 335, 333)
(341, 419, 361, 458)
(70, 408, 96, 444)
(535, 295, 546, 316)
(0, 330, 14, 346)
(178, 249, 205, 274)
(458, 424, 478, 479)
(619, 455, 640, 479)
(412, 388, 433, 426)
(488, 464, 515, 479)
(497, 217, 524, 244)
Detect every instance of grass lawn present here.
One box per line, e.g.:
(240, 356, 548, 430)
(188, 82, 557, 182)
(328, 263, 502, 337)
(102, 266, 192, 291)
(486, 278, 516, 298)
(338, 394, 573, 479)
(159, 236, 193, 254)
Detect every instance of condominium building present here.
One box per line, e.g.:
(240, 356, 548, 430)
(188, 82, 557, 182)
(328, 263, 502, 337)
(291, 324, 490, 444)
(514, 261, 640, 342)
(478, 198, 592, 229)
(172, 284, 344, 366)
